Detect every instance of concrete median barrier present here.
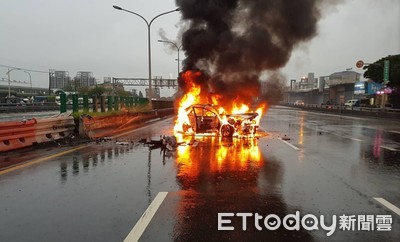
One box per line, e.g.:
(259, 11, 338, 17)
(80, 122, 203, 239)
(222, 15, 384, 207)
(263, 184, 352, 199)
(79, 108, 175, 139)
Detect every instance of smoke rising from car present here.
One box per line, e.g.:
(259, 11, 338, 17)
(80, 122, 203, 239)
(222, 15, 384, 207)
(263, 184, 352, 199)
(175, 0, 343, 103)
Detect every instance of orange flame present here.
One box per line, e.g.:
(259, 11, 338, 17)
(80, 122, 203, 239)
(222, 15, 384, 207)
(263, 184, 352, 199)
(174, 70, 266, 134)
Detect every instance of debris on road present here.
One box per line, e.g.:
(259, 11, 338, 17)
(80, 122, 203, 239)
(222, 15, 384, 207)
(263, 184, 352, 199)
(138, 136, 181, 151)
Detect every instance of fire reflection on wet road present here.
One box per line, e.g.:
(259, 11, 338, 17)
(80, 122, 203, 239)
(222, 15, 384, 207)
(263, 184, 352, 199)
(1, 107, 400, 242)
(166, 136, 314, 241)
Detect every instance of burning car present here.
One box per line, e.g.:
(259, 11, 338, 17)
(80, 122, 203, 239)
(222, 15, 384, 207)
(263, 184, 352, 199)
(179, 104, 259, 137)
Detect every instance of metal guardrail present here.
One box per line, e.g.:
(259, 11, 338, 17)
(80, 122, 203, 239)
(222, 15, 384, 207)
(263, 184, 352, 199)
(0, 103, 59, 113)
(59, 94, 150, 113)
(282, 103, 400, 119)
(284, 103, 400, 112)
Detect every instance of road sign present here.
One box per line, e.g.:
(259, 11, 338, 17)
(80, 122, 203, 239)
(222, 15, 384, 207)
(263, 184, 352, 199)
(356, 60, 364, 68)
(383, 60, 390, 82)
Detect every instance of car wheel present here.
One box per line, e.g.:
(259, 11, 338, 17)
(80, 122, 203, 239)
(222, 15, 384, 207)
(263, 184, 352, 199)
(221, 124, 234, 137)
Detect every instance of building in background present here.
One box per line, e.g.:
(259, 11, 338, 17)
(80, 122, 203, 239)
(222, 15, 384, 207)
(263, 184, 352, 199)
(285, 70, 361, 105)
(75, 72, 96, 88)
(49, 70, 71, 89)
(145, 87, 160, 99)
(326, 70, 361, 104)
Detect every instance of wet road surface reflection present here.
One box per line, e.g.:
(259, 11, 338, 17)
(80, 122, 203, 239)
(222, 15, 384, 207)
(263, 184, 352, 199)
(167, 136, 313, 241)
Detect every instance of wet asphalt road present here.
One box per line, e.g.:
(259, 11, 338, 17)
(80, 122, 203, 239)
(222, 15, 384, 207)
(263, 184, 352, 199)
(0, 106, 399, 242)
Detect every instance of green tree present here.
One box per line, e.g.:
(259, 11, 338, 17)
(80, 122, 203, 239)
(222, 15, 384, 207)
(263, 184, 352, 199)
(115, 89, 132, 97)
(139, 91, 143, 98)
(363, 54, 400, 86)
(63, 83, 75, 92)
(89, 86, 106, 97)
(77, 86, 89, 95)
(363, 54, 400, 108)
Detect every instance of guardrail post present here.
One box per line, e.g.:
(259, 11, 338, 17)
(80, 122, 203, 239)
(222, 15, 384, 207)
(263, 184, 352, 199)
(114, 96, 119, 111)
(93, 96, 98, 113)
(72, 94, 79, 113)
(120, 96, 124, 109)
(83, 95, 89, 113)
(125, 97, 129, 109)
(60, 93, 67, 113)
(108, 96, 113, 112)
(119, 96, 123, 109)
(100, 96, 106, 112)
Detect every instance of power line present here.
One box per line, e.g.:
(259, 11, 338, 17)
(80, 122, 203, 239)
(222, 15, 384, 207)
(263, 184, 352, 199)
(0, 64, 49, 74)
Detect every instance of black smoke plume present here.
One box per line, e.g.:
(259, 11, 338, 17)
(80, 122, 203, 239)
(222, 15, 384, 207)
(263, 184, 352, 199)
(176, 0, 330, 105)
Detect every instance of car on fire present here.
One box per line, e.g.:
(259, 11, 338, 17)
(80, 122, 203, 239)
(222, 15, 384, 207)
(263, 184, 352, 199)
(181, 104, 259, 137)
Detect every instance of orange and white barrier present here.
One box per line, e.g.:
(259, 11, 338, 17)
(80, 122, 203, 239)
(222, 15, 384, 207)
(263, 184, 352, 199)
(35, 112, 75, 143)
(0, 119, 37, 152)
(0, 112, 75, 153)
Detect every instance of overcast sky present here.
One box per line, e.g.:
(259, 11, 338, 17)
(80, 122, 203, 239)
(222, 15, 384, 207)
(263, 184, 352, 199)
(1, 0, 399, 92)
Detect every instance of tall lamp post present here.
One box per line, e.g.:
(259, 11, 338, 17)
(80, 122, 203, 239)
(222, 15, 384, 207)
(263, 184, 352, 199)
(158, 40, 182, 78)
(24, 70, 32, 95)
(6, 68, 20, 100)
(113, 5, 179, 103)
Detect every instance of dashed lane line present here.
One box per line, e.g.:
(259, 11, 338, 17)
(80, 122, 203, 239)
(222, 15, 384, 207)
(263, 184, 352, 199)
(278, 138, 300, 151)
(124, 192, 168, 242)
(380, 146, 398, 152)
(389, 130, 400, 135)
(350, 138, 363, 142)
(373, 197, 400, 216)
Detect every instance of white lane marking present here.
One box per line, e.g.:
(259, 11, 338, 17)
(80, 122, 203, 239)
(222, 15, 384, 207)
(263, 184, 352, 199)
(389, 130, 400, 135)
(373, 197, 400, 216)
(350, 138, 363, 142)
(278, 138, 300, 151)
(380, 146, 398, 152)
(124, 192, 168, 242)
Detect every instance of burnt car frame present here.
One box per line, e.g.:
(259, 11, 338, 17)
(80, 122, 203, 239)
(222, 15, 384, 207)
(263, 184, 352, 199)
(181, 104, 259, 137)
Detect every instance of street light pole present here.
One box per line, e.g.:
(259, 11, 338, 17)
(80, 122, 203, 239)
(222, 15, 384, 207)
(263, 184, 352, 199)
(158, 40, 182, 77)
(6, 68, 20, 100)
(113, 5, 179, 103)
(24, 71, 32, 95)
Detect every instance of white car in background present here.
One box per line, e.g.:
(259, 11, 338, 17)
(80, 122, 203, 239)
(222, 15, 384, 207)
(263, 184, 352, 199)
(294, 100, 305, 106)
(344, 99, 359, 107)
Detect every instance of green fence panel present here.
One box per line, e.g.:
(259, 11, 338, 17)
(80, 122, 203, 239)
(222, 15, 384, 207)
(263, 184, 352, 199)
(114, 96, 119, 111)
(124, 97, 129, 108)
(108, 96, 113, 111)
(60, 93, 67, 113)
(100, 96, 105, 112)
(72, 94, 79, 113)
(83, 95, 89, 112)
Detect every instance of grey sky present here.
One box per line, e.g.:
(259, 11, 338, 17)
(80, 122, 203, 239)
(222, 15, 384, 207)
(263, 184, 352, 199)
(1, 0, 399, 90)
